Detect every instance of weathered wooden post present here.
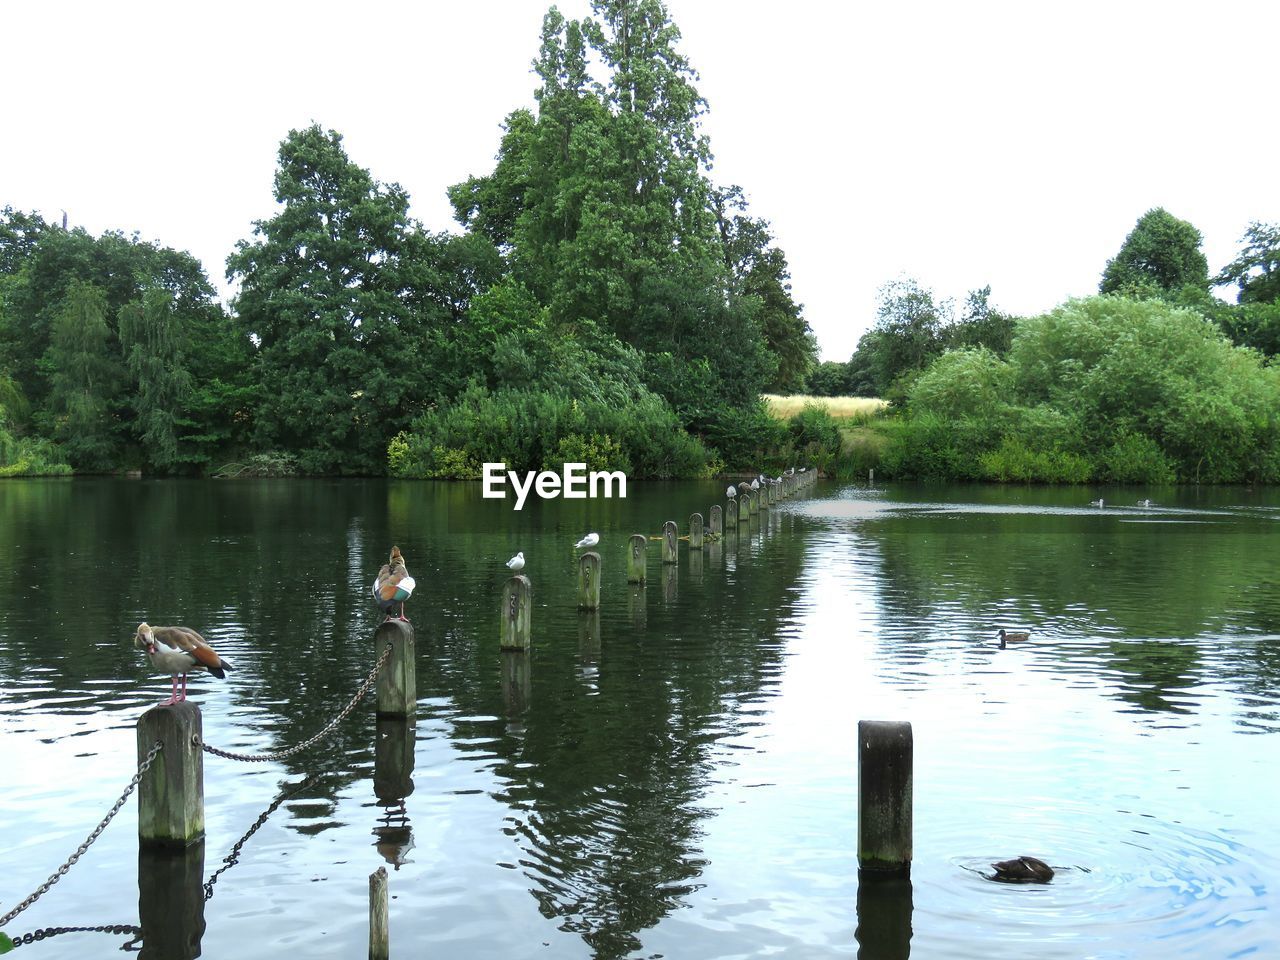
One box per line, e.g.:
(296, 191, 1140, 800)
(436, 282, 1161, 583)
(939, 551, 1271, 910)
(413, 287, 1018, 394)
(709, 504, 723, 536)
(374, 619, 415, 718)
(369, 866, 389, 960)
(137, 702, 204, 847)
(662, 520, 678, 564)
(869, 468, 875, 486)
(501, 575, 532, 651)
(726, 497, 739, 526)
(578, 551, 601, 610)
(137, 844, 205, 960)
(689, 512, 704, 550)
(739, 492, 752, 522)
(858, 720, 913, 876)
(627, 533, 648, 583)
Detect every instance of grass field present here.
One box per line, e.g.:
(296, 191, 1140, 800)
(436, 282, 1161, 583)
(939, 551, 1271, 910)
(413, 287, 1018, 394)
(762, 394, 889, 420)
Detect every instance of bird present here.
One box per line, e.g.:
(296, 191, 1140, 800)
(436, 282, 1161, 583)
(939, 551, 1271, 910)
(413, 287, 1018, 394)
(134, 622, 232, 705)
(575, 532, 599, 550)
(726, 485, 737, 498)
(1138, 499, 1153, 508)
(506, 551, 525, 572)
(372, 545, 416, 622)
(991, 856, 1054, 883)
(1089, 499, 1104, 507)
(750, 479, 760, 490)
(998, 629, 1031, 648)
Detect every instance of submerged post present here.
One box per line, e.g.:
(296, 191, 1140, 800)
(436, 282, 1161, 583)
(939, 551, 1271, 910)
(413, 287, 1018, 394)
(578, 550, 601, 610)
(662, 520, 678, 564)
(369, 866, 389, 960)
(374, 619, 415, 718)
(858, 720, 913, 876)
(689, 512, 704, 550)
(627, 533, 648, 583)
(501, 575, 532, 651)
(709, 504, 723, 536)
(137, 702, 204, 847)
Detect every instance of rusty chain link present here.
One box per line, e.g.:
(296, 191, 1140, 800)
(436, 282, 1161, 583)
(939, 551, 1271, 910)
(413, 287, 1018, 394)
(201, 642, 392, 763)
(0, 741, 163, 930)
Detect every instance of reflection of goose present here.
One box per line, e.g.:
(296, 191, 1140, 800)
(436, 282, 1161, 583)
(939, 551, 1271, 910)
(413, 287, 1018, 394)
(1089, 499, 1104, 507)
(991, 856, 1054, 883)
(998, 629, 1030, 648)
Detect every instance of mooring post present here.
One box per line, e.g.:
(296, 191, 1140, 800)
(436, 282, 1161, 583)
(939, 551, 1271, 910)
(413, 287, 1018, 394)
(869, 468, 875, 486)
(710, 504, 723, 535)
(578, 550, 601, 610)
(739, 492, 752, 522)
(137, 702, 204, 847)
(662, 520, 678, 564)
(501, 575, 532, 651)
(369, 866, 389, 960)
(627, 533, 648, 583)
(374, 619, 415, 718)
(689, 512, 704, 550)
(858, 720, 913, 876)
(726, 497, 739, 527)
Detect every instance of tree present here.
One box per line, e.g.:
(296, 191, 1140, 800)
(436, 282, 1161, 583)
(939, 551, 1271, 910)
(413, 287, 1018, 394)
(1100, 208, 1209, 297)
(118, 288, 193, 471)
(1215, 221, 1280, 305)
(44, 281, 120, 469)
(868, 278, 952, 397)
(228, 125, 442, 474)
(946, 286, 1017, 355)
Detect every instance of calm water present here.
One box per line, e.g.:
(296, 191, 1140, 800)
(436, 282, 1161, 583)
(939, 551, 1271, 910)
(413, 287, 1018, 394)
(1, 479, 1278, 959)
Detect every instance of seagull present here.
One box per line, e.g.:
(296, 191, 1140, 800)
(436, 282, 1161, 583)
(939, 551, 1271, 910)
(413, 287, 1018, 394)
(750, 479, 760, 490)
(1138, 499, 1153, 508)
(372, 545, 416, 622)
(134, 622, 232, 705)
(506, 551, 525, 572)
(575, 533, 599, 550)
(726, 485, 737, 498)
(1089, 499, 1104, 507)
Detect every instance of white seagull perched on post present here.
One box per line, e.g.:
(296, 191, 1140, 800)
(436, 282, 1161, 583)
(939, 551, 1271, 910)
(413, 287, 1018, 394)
(575, 533, 599, 550)
(750, 479, 760, 490)
(506, 551, 525, 572)
(726, 485, 737, 498)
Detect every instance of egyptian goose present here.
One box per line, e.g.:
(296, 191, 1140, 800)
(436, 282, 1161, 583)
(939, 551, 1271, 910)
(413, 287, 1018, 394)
(134, 622, 232, 704)
(998, 629, 1031, 648)
(373, 545, 416, 622)
(991, 855, 1054, 883)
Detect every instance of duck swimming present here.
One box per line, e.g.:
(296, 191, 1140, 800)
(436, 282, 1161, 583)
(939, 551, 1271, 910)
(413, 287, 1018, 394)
(991, 856, 1054, 883)
(998, 629, 1031, 648)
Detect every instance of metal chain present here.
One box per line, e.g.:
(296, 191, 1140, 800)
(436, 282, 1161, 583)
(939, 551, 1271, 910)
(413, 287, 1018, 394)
(202, 643, 392, 763)
(203, 775, 319, 901)
(0, 742, 163, 929)
(9, 923, 142, 949)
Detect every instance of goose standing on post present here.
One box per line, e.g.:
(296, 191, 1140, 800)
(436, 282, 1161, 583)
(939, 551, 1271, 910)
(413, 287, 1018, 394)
(373, 545, 416, 622)
(134, 622, 232, 705)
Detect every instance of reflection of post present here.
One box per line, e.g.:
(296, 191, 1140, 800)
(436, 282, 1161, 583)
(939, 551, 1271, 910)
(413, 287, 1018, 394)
(662, 520, 678, 564)
(374, 717, 416, 804)
(578, 551, 601, 610)
(374, 619, 416, 718)
(369, 866, 389, 960)
(858, 720, 912, 876)
(709, 504, 723, 536)
(689, 512, 704, 550)
(662, 563, 678, 603)
(627, 584, 646, 628)
(855, 872, 913, 960)
(627, 533, 648, 583)
(707, 539, 723, 570)
(578, 609, 601, 669)
(138, 843, 206, 960)
(501, 575, 532, 650)
(688, 545, 703, 583)
(137, 702, 203, 846)
(501, 650, 532, 715)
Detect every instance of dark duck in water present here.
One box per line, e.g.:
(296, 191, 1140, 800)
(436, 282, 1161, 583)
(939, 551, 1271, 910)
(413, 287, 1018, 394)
(991, 856, 1054, 883)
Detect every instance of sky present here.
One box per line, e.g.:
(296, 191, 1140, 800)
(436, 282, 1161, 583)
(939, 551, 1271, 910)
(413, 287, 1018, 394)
(4, 0, 1278, 361)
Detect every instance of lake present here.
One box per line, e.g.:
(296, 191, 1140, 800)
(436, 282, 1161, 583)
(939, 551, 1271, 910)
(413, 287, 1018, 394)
(1, 478, 1277, 958)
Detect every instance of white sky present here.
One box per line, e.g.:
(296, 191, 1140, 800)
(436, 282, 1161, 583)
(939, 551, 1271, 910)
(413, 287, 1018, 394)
(4, 1, 1277, 361)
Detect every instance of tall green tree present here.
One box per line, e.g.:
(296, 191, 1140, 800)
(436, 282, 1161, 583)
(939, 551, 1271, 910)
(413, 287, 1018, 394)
(44, 281, 120, 469)
(118, 288, 192, 471)
(1100, 208, 1209, 298)
(1215, 221, 1280, 305)
(228, 124, 441, 474)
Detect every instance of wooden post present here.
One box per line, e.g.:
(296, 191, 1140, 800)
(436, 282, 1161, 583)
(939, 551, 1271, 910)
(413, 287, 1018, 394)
(757, 486, 768, 511)
(869, 468, 875, 486)
(726, 497, 739, 526)
(689, 512, 704, 550)
(369, 866, 389, 960)
(374, 619, 415, 718)
(627, 533, 648, 583)
(137, 702, 204, 847)
(709, 504, 723, 536)
(662, 520, 678, 564)
(738, 492, 751, 522)
(578, 550, 601, 610)
(858, 720, 913, 876)
(501, 575, 532, 651)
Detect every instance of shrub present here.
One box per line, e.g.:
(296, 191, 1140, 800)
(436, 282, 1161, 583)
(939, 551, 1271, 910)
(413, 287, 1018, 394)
(1095, 432, 1176, 484)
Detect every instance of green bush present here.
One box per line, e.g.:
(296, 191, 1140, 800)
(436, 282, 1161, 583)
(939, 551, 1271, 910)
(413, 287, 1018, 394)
(978, 437, 1093, 483)
(1095, 432, 1176, 484)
